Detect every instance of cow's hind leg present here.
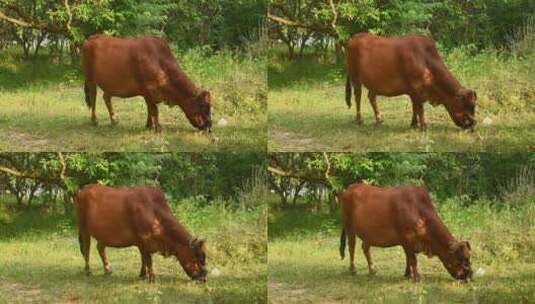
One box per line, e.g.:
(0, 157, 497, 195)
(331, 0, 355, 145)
(84, 82, 98, 125)
(368, 91, 383, 124)
(97, 242, 112, 275)
(362, 242, 376, 275)
(348, 233, 356, 274)
(354, 80, 363, 124)
(78, 233, 91, 275)
(103, 93, 118, 127)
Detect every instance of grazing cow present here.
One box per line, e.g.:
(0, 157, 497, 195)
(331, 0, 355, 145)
(81, 34, 212, 132)
(345, 33, 476, 130)
(339, 182, 472, 282)
(75, 184, 207, 282)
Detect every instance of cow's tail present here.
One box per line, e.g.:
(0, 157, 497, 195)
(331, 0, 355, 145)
(340, 228, 346, 260)
(345, 75, 352, 109)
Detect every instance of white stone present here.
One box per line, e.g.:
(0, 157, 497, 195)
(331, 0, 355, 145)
(482, 116, 493, 126)
(217, 118, 228, 127)
(475, 267, 486, 276)
(211, 267, 221, 277)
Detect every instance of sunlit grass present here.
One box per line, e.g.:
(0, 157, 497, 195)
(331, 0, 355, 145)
(0, 49, 266, 152)
(0, 203, 267, 303)
(268, 49, 535, 152)
(268, 201, 535, 303)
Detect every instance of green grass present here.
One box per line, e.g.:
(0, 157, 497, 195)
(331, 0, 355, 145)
(268, 200, 535, 303)
(0, 48, 266, 152)
(0, 201, 267, 303)
(268, 48, 535, 152)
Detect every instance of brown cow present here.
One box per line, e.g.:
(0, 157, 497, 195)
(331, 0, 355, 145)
(339, 182, 472, 282)
(345, 33, 476, 130)
(81, 34, 212, 132)
(75, 184, 207, 282)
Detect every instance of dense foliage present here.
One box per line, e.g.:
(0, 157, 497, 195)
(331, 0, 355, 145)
(269, 0, 535, 57)
(0, 153, 266, 210)
(268, 153, 535, 210)
(0, 0, 266, 58)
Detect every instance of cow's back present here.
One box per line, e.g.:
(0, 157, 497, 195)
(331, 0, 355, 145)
(346, 33, 439, 97)
(341, 184, 433, 247)
(75, 184, 163, 247)
(82, 35, 172, 98)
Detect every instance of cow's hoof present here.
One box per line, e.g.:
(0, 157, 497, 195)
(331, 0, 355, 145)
(375, 120, 384, 125)
(412, 275, 421, 283)
(110, 120, 118, 127)
(104, 270, 113, 276)
(85, 270, 92, 276)
(368, 269, 377, 276)
(91, 120, 98, 126)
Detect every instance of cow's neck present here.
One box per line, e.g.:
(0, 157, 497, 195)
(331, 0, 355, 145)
(429, 61, 462, 101)
(425, 211, 455, 261)
(166, 220, 194, 247)
(157, 210, 193, 247)
(164, 64, 200, 105)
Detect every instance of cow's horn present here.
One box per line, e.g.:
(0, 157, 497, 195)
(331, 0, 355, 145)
(189, 238, 198, 248)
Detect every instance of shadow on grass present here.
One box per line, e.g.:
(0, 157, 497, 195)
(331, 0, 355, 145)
(270, 256, 535, 303)
(268, 57, 345, 90)
(0, 208, 75, 240)
(268, 208, 340, 241)
(3, 258, 266, 303)
(270, 103, 535, 151)
(0, 54, 81, 91)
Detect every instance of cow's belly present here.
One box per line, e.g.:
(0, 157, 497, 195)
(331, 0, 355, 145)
(85, 201, 138, 247)
(355, 222, 400, 247)
(87, 219, 137, 247)
(93, 57, 143, 98)
(361, 72, 408, 97)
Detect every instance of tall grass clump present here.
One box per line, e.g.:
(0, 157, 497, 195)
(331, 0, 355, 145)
(509, 16, 535, 58)
(177, 47, 266, 117)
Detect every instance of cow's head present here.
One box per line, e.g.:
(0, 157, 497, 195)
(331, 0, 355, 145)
(182, 90, 212, 131)
(443, 240, 473, 282)
(175, 238, 207, 282)
(444, 88, 477, 130)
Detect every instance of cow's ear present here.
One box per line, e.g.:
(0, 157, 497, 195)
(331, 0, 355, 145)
(464, 241, 471, 251)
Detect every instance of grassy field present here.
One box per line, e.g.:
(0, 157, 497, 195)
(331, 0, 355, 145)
(268, 200, 535, 303)
(0, 48, 266, 152)
(268, 48, 535, 152)
(0, 201, 267, 303)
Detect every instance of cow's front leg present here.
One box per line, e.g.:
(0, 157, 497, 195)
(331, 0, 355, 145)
(410, 102, 418, 128)
(97, 242, 112, 275)
(139, 247, 148, 278)
(368, 91, 383, 124)
(145, 253, 155, 283)
(410, 97, 426, 131)
(144, 100, 161, 133)
(403, 248, 420, 282)
(144, 101, 153, 129)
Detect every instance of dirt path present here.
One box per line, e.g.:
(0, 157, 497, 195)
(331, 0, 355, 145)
(0, 280, 44, 303)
